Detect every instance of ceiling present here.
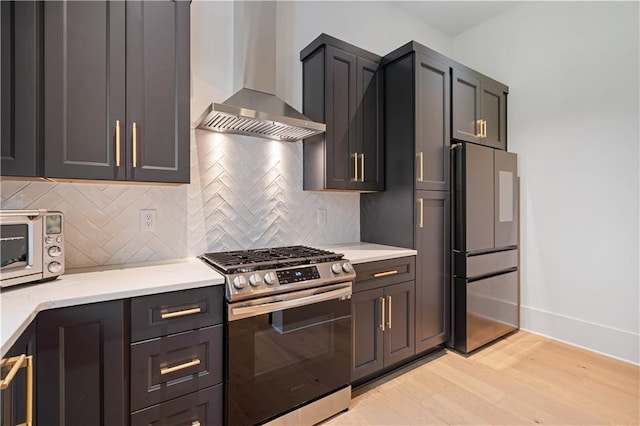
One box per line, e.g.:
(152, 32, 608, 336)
(392, 1, 521, 37)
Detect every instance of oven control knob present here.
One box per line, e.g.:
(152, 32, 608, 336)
(233, 276, 247, 289)
(264, 272, 277, 285)
(48, 261, 63, 274)
(48, 246, 63, 257)
(331, 263, 342, 274)
(45, 237, 54, 244)
(249, 273, 262, 287)
(342, 262, 352, 273)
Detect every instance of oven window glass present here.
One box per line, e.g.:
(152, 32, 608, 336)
(0, 225, 29, 269)
(227, 297, 351, 425)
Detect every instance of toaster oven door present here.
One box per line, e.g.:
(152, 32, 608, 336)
(0, 216, 42, 285)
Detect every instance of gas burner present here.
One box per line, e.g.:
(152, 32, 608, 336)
(198, 245, 355, 302)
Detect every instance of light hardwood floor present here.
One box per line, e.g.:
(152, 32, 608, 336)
(324, 331, 639, 425)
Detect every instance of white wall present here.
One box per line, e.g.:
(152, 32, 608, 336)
(451, 1, 640, 364)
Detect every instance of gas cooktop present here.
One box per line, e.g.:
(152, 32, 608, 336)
(199, 245, 355, 302)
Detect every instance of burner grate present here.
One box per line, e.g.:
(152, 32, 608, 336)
(200, 245, 343, 274)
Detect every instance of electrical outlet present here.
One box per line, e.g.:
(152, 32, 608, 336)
(140, 209, 156, 231)
(317, 208, 327, 225)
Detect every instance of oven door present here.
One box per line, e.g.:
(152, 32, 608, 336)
(226, 283, 352, 426)
(0, 214, 42, 284)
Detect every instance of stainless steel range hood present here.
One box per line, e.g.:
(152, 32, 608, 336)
(196, 1, 325, 142)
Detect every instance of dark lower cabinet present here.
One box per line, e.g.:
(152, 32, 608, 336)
(351, 258, 416, 384)
(0, 0, 41, 176)
(131, 384, 223, 426)
(415, 190, 450, 353)
(36, 300, 126, 426)
(1, 323, 36, 426)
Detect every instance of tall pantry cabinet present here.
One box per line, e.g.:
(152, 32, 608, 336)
(361, 42, 451, 355)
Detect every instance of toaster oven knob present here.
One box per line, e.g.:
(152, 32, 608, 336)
(249, 273, 262, 287)
(48, 261, 63, 274)
(342, 262, 353, 273)
(233, 276, 247, 289)
(48, 246, 63, 257)
(45, 237, 54, 244)
(331, 263, 342, 274)
(264, 272, 277, 285)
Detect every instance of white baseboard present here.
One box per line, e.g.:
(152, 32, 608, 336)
(520, 305, 640, 365)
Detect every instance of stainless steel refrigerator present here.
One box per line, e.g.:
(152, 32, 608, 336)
(451, 142, 519, 353)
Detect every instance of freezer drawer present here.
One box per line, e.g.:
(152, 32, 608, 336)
(466, 249, 517, 279)
(453, 270, 519, 353)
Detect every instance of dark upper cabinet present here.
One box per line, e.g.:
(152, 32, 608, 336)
(452, 67, 508, 150)
(1, 1, 41, 177)
(301, 34, 383, 191)
(415, 54, 451, 192)
(1, 323, 36, 426)
(43, 0, 190, 183)
(37, 300, 126, 426)
(415, 190, 450, 353)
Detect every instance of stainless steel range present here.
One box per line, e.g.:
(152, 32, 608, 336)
(199, 246, 354, 426)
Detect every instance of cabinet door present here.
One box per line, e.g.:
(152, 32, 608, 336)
(37, 301, 126, 426)
(415, 55, 450, 191)
(383, 281, 415, 367)
(356, 56, 383, 191)
(1, 1, 40, 177)
(494, 150, 518, 248)
(351, 288, 384, 382)
(481, 80, 507, 150)
(452, 68, 481, 144)
(126, 0, 190, 183)
(1, 323, 36, 426)
(324, 46, 357, 190)
(43, 1, 126, 180)
(415, 190, 450, 353)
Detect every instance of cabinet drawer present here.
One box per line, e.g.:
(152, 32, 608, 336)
(131, 286, 223, 342)
(130, 325, 223, 411)
(353, 256, 415, 291)
(131, 384, 222, 426)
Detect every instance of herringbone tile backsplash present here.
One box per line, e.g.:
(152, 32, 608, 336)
(0, 130, 359, 269)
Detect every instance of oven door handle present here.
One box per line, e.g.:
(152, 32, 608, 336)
(228, 283, 352, 321)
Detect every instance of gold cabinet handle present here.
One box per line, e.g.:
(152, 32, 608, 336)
(192, 422, 201, 426)
(161, 307, 202, 319)
(0, 354, 33, 425)
(373, 270, 398, 278)
(132, 122, 137, 168)
(476, 119, 483, 138)
(483, 120, 487, 138)
(418, 198, 424, 228)
(387, 295, 392, 329)
(379, 297, 385, 332)
(417, 151, 424, 182)
(115, 120, 121, 167)
(160, 358, 201, 375)
(352, 152, 358, 181)
(360, 153, 365, 182)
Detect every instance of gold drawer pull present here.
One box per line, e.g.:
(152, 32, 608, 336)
(160, 359, 201, 375)
(373, 270, 398, 278)
(161, 307, 202, 319)
(192, 422, 201, 426)
(0, 354, 33, 425)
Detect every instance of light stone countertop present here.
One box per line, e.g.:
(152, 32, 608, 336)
(318, 242, 417, 264)
(1, 243, 416, 357)
(1, 258, 224, 357)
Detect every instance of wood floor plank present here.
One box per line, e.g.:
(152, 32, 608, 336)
(322, 331, 639, 425)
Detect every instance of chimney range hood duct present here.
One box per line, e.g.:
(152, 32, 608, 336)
(196, 2, 325, 142)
